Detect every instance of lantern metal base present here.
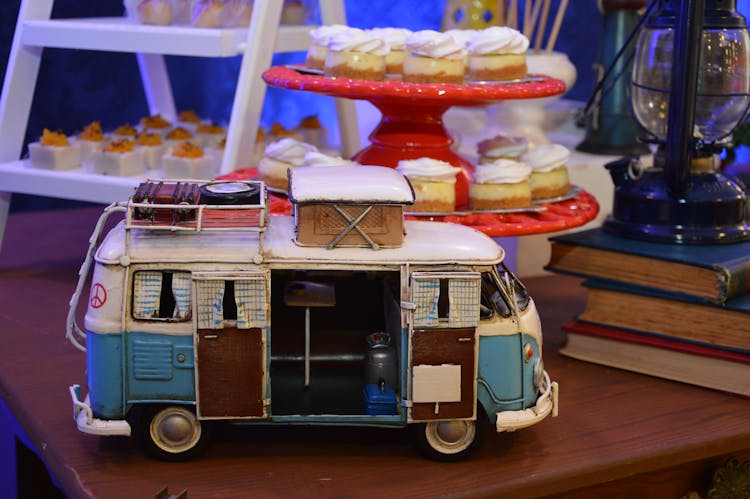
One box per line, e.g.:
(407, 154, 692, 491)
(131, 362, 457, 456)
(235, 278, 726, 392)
(603, 168, 750, 244)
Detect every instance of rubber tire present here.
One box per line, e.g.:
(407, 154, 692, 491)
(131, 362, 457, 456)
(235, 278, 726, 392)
(131, 405, 212, 462)
(199, 181, 261, 205)
(410, 416, 483, 462)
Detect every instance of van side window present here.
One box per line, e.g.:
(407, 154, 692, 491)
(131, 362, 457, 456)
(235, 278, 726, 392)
(437, 279, 450, 319)
(223, 280, 238, 320)
(196, 278, 267, 329)
(412, 274, 481, 328)
(132, 271, 191, 321)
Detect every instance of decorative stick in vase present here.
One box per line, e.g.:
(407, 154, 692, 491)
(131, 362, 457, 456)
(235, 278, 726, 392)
(496, 0, 506, 26)
(524, 0, 544, 39)
(507, 0, 518, 29)
(534, 0, 552, 53)
(546, 0, 569, 53)
(523, 0, 532, 34)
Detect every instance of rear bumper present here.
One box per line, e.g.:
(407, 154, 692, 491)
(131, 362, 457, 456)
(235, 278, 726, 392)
(69, 384, 131, 436)
(495, 371, 559, 432)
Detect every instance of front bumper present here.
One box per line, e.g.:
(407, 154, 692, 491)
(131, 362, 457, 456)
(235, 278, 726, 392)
(495, 371, 559, 432)
(69, 384, 131, 436)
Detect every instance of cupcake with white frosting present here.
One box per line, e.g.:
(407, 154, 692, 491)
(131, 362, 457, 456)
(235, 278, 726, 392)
(369, 27, 412, 75)
(402, 30, 467, 84)
(324, 27, 390, 81)
(257, 138, 317, 190)
(469, 159, 532, 210)
(468, 26, 529, 81)
(396, 157, 462, 212)
(520, 144, 571, 200)
(445, 29, 478, 73)
(306, 24, 350, 70)
(477, 134, 528, 163)
(302, 150, 358, 168)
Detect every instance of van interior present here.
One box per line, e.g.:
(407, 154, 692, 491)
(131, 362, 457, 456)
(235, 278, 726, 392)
(269, 269, 402, 416)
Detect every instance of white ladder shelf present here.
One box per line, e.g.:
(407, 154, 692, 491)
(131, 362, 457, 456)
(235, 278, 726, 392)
(0, 0, 361, 249)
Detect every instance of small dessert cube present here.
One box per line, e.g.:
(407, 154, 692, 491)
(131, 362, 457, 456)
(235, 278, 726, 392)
(165, 126, 194, 149)
(191, 0, 223, 28)
(76, 121, 105, 165)
(111, 123, 138, 142)
(93, 139, 146, 176)
(28, 129, 81, 170)
(140, 113, 171, 135)
(135, 131, 166, 169)
(194, 122, 226, 148)
(136, 0, 173, 25)
(176, 109, 201, 132)
(162, 141, 218, 179)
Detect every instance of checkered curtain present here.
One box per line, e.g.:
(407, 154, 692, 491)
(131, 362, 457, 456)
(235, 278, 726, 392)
(235, 279, 267, 328)
(171, 272, 192, 320)
(197, 280, 224, 329)
(448, 278, 480, 327)
(133, 271, 162, 319)
(412, 277, 440, 327)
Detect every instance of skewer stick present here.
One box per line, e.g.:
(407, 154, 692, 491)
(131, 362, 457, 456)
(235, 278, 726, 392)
(523, 0, 532, 34)
(525, 0, 544, 39)
(545, 0, 569, 53)
(497, 0, 506, 26)
(534, 0, 551, 53)
(507, 0, 518, 29)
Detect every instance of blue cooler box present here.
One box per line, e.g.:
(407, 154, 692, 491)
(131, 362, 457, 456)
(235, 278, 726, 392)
(363, 383, 398, 415)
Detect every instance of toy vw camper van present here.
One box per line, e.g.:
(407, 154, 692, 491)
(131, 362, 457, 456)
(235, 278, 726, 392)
(67, 166, 558, 461)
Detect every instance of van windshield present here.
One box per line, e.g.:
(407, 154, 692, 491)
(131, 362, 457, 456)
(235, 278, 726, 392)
(481, 265, 530, 319)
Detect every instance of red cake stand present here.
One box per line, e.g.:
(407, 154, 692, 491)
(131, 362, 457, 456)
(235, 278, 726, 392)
(220, 168, 600, 238)
(262, 65, 567, 209)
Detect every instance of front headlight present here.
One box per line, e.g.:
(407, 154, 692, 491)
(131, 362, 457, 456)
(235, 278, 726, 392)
(533, 358, 545, 388)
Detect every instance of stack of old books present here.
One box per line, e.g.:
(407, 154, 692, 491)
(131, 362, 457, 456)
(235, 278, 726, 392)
(546, 228, 750, 396)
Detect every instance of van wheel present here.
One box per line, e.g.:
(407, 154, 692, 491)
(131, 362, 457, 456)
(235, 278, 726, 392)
(411, 418, 481, 461)
(133, 405, 211, 461)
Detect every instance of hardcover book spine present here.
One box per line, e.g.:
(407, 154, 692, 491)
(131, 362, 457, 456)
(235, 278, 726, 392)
(546, 228, 750, 303)
(719, 257, 750, 301)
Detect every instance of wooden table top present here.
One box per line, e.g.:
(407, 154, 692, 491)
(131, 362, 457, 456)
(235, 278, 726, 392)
(1, 207, 748, 499)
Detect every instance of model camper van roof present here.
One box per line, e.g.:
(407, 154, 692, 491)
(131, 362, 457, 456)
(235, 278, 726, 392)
(288, 165, 415, 205)
(95, 216, 504, 266)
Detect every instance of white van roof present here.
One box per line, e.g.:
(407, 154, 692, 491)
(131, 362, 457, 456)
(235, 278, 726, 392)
(288, 165, 415, 205)
(96, 216, 503, 266)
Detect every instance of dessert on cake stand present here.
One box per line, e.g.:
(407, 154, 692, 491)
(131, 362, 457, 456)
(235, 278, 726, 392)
(487, 51, 578, 146)
(230, 65, 599, 237)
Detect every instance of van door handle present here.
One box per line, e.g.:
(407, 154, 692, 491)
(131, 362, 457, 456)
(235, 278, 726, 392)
(458, 337, 473, 343)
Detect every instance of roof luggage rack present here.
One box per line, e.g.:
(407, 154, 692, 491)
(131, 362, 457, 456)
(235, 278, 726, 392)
(126, 179, 268, 232)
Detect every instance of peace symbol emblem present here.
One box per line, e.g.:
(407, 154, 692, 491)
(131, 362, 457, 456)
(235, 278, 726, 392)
(91, 283, 107, 309)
